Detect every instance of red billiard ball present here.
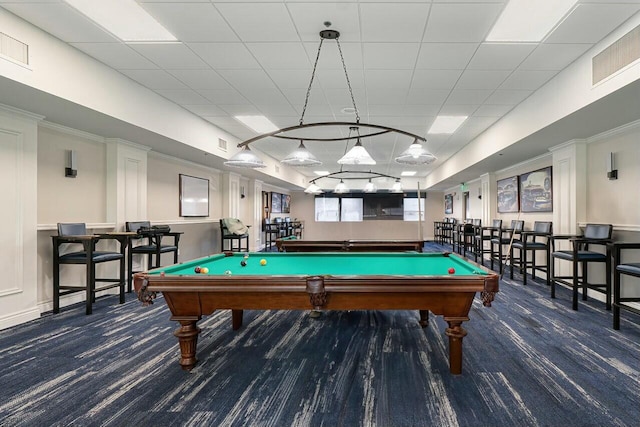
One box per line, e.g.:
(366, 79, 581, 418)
(194, 266, 201, 273)
(448, 267, 455, 274)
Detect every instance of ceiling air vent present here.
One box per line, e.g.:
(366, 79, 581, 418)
(593, 24, 640, 85)
(218, 138, 227, 152)
(0, 32, 29, 65)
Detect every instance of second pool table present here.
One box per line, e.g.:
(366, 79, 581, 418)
(134, 251, 499, 375)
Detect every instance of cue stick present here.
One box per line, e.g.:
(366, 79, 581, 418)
(500, 209, 523, 280)
(417, 182, 424, 242)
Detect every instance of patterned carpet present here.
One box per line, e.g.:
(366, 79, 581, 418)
(1, 247, 639, 427)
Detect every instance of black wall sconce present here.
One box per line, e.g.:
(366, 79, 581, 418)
(607, 152, 618, 180)
(65, 150, 77, 178)
(240, 185, 246, 199)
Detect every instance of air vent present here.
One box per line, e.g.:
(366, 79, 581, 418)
(275, 165, 280, 173)
(218, 138, 227, 152)
(0, 32, 29, 65)
(593, 24, 640, 85)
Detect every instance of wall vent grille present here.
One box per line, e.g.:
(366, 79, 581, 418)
(593, 24, 640, 85)
(0, 32, 29, 65)
(218, 138, 227, 151)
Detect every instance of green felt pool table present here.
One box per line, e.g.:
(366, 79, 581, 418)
(134, 251, 499, 375)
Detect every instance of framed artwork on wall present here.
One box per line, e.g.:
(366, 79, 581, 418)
(282, 194, 291, 213)
(519, 166, 552, 212)
(444, 194, 453, 214)
(497, 176, 519, 213)
(179, 174, 209, 217)
(270, 192, 282, 213)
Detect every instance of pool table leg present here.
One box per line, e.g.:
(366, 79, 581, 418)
(419, 310, 429, 327)
(232, 309, 243, 330)
(444, 317, 468, 375)
(172, 316, 201, 371)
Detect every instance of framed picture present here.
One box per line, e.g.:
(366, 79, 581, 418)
(444, 194, 453, 214)
(497, 176, 519, 213)
(179, 174, 209, 217)
(271, 192, 282, 213)
(519, 166, 553, 212)
(282, 194, 291, 213)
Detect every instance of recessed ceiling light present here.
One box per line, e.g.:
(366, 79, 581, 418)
(234, 115, 278, 133)
(428, 116, 468, 134)
(64, 0, 177, 42)
(401, 171, 417, 176)
(314, 170, 330, 176)
(486, 0, 578, 42)
(341, 107, 356, 114)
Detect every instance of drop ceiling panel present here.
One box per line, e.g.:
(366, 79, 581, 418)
(415, 43, 479, 69)
(364, 70, 414, 90)
(499, 70, 558, 91)
(246, 43, 311, 69)
(199, 89, 249, 105)
(410, 69, 463, 90)
(406, 89, 451, 105)
(156, 89, 210, 105)
(186, 43, 261, 69)
(214, 3, 299, 42)
(183, 104, 227, 117)
(216, 69, 278, 91)
(129, 44, 209, 69)
(286, 2, 361, 42)
(70, 43, 159, 69)
(168, 69, 231, 90)
(455, 70, 511, 90)
(424, 3, 504, 42)
(473, 104, 514, 117)
(303, 42, 364, 70)
(518, 43, 593, 70)
(120, 69, 188, 90)
(141, 3, 238, 42)
(446, 89, 493, 105)
(467, 43, 537, 70)
(360, 3, 431, 42)
(438, 104, 480, 117)
(485, 89, 533, 105)
(362, 43, 421, 69)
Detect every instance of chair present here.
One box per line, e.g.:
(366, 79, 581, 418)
(220, 218, 250, 252)
(52, 223, 126, 315)
(454, 220, 479, 257)
(126, 221, 181, 292)
(474, 219, 502, 266)
(293, 220, 304, 238)
(550, 224, 613, 310)
(612, 242, 640, 330)
(441, 218, 457, 247)
(263, 218, 281, 250)
(511, 221, 553, 286)
(490, 220, 524, 274)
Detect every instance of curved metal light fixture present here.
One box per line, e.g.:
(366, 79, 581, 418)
(305, 170, 401, 194)
(224, 24, 436, 169)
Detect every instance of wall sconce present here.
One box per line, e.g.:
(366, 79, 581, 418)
(65, 150, 77, 178)
(478, 188, 482, 199)
(240, 185, 246, 199)
(607, 152, 618, 180)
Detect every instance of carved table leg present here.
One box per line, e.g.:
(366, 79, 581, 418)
(419, 310, 429, 328)
(232, 309, 243, 330)
(445, 317, 468, 375)
(172, 316, 201, 371)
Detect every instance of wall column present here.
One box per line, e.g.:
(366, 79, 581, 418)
(251, 179, 263, 250)
(480, 172, 494, 224)
(549, 139, 587, 235)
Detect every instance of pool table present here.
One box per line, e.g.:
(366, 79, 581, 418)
(134, 251, 499, 375)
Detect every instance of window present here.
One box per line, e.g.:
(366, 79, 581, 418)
(403, 198, 425, 221)
(363, 194, 404, 220)
(315, 197, 339, 222)
(341, 198, 363, 222)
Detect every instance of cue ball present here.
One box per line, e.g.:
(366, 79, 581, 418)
(224, 270, 232, 275)
(240, 260, 247, 267)
(448, 267, 455, 274)
(260, 259, 267, 266)
(194, 266, 201, 273)
(200, 267, 209, 274)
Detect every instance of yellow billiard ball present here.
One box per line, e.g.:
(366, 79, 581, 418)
(260, 259, 267, 266)
(200, 267, 209, 274)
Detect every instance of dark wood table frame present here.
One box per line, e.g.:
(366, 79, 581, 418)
(276, 239, 424, 253)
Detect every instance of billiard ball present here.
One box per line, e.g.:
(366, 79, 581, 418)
(224, 270, 232, 275)
(194, 266, 201, 273)
(448, 267, 455, 274)
(200, 267, 209, 274)
(260, 259, 267, 266)
(160, 272, 165, 277)
(240, 260, 247, 267)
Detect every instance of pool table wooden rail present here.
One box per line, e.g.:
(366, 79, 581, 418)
(275, 239, 424, 252)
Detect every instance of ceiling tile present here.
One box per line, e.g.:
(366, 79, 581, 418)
(156, 89, 210, 105)
(167, 69, 232, 90)
(182, 104, 228, 117)
(214, 3, 299, 42)
(217, 69, 278, 90)
(187, 43, 261, 69)
(360, 3, 431, 42)
(405, 89, 451, 105)
(365, 70, 414, 90)
(363, 43, 421, 69)
(473, 104, 515, 117)
(246, 43, 311, 69)
(424, 3, 504, 42)
(129, 43, 209, 69)
(467, 43, 537, 70)
(438, 104, 480, 117)
(518, 43, 592, 70)
(217, 104, 262, 116)
(455, 70, 511, 90)
(416, 43, 479, 69)
(141, 3, 238, 42)
(120, 69, 188, 90)
(199, 89, 249, 105)
(485, 90, 533, 105)
(446, 89, 493, 104)
(366, 89, 410, 105)
(499, 70, 558, 91)
(286, 2, 361, 42)
(411, 69, 463, 90)
(267, 69, 317, 89)
(70, 43, 158, 69)
(545, 4, 640, 44)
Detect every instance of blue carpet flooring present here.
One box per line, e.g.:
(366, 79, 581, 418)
(1, 245, 639, 427)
